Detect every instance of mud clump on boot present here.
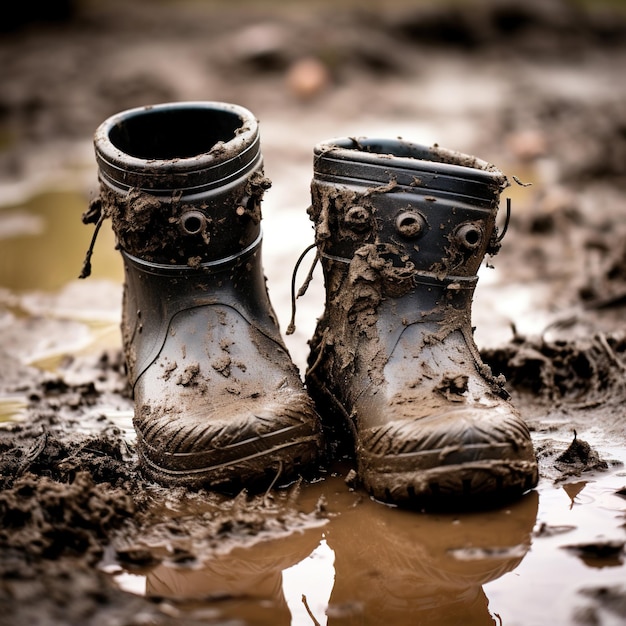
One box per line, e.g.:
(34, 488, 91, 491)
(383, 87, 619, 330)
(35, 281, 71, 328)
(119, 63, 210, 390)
(89, 170, 271, 267)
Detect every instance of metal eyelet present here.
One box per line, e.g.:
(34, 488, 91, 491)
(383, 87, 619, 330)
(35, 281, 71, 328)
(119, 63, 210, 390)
(454, 223, 483, 250)
(344, 205, 371, 232)
(180, 211, 207, 235)
(395, 211, 427, 239)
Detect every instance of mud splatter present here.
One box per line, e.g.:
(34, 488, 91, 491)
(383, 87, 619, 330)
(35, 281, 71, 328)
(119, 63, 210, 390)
(176, 363, 200, 387)
(211, 354, 232, 377)
(554, 431, 609, 476)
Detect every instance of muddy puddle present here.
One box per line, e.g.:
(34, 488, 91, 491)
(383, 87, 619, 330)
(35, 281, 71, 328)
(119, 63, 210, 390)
(104, 465, 626, 626)
(2, 179, 626, 626)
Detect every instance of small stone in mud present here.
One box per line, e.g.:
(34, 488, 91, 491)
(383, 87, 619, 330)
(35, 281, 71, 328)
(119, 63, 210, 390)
(345, 469, 359, 490)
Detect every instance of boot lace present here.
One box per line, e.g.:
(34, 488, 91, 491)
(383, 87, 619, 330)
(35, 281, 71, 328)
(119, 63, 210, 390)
(286, 242, 319, 335)
(78, 198, 106, 279)
(488, 197, 512, 256)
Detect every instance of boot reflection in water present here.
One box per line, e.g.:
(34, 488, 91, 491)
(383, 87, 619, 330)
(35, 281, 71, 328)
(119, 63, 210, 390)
(82, 102, 323, 490)
(324, 489, 538, 624)
(145, 525, 324, 625)
(143, 488, 538, 625)
(304, 137, 539, 508)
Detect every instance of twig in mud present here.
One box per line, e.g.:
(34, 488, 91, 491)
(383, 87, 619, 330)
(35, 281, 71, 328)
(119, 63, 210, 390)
(305, 327, 329, 378)
(512, 175, 532, 187)
(302, 594, 321, 626)
(596, 333, 626, 373)
(17, 431, 48, 476)
(263, 460, 283, 506)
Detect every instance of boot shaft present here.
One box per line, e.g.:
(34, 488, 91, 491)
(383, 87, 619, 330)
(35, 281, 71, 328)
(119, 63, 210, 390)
(307, 138, 510, 387)
(120, 237, 284, 385)
(310, 138, 508, 282)
(94, 102, 269, 265)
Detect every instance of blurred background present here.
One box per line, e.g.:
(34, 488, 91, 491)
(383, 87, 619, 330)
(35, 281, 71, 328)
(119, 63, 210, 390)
(1, 0, 625, 373)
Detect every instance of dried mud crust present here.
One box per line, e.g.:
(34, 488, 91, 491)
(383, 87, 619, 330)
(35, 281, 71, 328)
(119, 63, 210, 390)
(84, 171, 271, 266)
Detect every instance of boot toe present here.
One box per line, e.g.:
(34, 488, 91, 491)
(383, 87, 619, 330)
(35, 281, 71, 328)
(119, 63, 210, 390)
(358, 404, 538, 508)
(135, 389, 322, 490)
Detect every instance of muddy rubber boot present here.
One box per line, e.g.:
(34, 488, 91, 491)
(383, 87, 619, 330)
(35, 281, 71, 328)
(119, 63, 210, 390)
(306, 137, 538, 508)
(87, 102, 322, 491)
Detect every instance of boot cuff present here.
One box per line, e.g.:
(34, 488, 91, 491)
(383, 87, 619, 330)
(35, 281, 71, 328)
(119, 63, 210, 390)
(95, 101, 262, 193)
(313, 137, 507, 201)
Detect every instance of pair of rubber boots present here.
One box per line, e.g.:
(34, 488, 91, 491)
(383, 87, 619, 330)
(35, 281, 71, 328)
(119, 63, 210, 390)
(85, 101, 538, 508)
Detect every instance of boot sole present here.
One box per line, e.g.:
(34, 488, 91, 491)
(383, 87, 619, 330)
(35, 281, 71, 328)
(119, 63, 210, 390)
(361, 456, 539, 510)
(136, 430, 322, 493)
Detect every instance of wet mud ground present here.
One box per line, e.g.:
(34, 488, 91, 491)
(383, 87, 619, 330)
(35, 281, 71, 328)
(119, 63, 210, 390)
(1, 0, 626, 624)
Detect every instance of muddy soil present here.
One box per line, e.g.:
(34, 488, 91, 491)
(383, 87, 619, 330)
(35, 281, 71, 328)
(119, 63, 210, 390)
(1, 1, 626, 624)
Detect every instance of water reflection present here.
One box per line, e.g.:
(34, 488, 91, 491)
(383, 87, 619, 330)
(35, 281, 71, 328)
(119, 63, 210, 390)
(137, 485, 538, 625)
(562, 481, 590, 509)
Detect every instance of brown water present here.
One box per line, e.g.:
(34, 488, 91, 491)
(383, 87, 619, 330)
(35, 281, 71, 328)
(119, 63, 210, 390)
(0, 189, 122, 293)
(102, 468, 626, 626)
(2, 185, 626, 626)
